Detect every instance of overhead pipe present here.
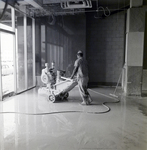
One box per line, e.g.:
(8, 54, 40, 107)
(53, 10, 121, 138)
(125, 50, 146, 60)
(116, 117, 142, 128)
(94, 0, 110, 19)
(0, 0, 8, 21)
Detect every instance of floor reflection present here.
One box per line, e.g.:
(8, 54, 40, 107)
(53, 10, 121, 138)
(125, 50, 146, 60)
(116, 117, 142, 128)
(0, 87, 147, 150)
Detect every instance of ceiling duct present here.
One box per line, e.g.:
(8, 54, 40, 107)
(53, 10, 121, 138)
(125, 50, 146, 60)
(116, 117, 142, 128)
(61, 0, 92, 9)
(25, 0, 43, 9)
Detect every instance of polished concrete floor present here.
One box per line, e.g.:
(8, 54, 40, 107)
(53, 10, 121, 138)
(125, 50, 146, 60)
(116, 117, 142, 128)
(0, 87, 147, 150)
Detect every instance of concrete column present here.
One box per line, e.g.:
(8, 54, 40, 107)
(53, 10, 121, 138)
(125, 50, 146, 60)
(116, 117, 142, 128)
(0, 32, 2, 101)
(142, 12, 147, 91)
(124, 5, 147, 95)
(130, 0, 143, 7)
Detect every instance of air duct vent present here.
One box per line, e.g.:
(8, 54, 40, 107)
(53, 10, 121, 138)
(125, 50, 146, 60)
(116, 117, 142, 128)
(61, 0, 92, 9)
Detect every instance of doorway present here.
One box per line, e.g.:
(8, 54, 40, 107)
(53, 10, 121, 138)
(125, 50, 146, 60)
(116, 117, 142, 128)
(142, 12, 147, 96)
(0, 32, 14, 96)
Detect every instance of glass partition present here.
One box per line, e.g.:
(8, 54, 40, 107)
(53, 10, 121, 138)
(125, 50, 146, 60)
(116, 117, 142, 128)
(15, 10, 35, 92)
(0, 7, 35, 98)
(15, 11, 26, 93)
(27, 17, 33, 88)
(0, 1, 14, 98)
(0, 32, 14, 95)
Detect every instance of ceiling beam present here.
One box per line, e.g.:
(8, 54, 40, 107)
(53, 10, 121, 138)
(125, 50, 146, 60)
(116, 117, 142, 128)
(24, 0, 44, 9)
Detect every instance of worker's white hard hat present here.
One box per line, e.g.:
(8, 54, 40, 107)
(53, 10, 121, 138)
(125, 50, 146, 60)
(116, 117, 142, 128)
(77, 50, 83, 54)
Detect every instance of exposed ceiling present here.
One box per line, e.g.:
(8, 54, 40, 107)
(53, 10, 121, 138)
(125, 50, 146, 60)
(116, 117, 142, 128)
(0, 0, 130, 36)
(0, 0, 130, 18)
(15, 0, 130, 17)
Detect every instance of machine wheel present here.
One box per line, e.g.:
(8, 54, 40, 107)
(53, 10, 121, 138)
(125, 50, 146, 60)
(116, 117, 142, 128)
(48, 94, 56, 103)
(59, 92, 69, 100)
(59, 93, 64, 100)
(41, 74, 49, 84)
(64, 92, 69, 99)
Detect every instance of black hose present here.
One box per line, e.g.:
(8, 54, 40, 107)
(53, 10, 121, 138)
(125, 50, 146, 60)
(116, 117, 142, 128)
(0, 89, 120, 115)
(0, 0, 8, 21)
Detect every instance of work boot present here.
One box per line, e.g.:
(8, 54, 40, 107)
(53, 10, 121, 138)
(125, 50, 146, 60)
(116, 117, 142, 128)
(88, 95, 93, 103)
(81, 101, 86, 105)
(86, 100, 90, 105)
(81, 101, 88, 105)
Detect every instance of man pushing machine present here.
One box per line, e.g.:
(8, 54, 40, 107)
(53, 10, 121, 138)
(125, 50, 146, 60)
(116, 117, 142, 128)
(70, 51, 92, 105)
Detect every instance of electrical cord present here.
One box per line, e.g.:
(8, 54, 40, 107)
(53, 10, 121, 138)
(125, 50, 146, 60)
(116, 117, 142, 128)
(0, 89, 120, 115)
(94, 0, 111, 19)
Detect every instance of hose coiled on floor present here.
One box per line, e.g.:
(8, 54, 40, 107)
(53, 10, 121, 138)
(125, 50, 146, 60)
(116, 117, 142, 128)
(0, 89, 120, 115)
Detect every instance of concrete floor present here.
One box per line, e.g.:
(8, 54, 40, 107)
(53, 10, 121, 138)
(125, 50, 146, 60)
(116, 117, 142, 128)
(0, 86, 147, 150)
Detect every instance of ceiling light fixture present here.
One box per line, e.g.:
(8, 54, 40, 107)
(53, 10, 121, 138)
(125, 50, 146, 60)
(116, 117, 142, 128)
(61, 0, 92, 9)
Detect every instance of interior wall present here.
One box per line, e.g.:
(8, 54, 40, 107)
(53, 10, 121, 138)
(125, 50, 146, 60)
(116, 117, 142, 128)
(35, 11, 126, 86)
(86, 12, 126, 86)
(17, 17, 26, 91)
(46, 15, 86, 76)
(142, 11, 147, 91)
(35, 14, 86, 85)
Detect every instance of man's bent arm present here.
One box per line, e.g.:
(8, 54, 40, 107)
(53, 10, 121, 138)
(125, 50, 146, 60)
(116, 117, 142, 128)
(70, 66, 78, 79)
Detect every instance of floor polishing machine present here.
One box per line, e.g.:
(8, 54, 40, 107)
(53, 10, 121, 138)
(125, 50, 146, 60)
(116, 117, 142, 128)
(38, 63, 77, 103)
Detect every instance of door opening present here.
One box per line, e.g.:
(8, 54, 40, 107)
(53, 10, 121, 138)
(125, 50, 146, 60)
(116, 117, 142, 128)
(142, 12, 147, 97)
(0, 32, 14, 96)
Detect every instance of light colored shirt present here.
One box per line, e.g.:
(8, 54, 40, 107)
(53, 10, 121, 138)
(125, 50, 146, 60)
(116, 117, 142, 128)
(74, 57, 88, 78)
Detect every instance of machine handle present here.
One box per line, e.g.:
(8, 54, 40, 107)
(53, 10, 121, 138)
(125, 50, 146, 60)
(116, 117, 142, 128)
(60, 76, 73, 81)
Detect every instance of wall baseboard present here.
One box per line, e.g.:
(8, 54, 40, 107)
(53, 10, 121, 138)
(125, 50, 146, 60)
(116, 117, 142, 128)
(88, 82, 121, 88)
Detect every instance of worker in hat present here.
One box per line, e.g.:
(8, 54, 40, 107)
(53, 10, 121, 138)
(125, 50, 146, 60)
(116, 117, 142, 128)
(70, 51, 92, 105)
